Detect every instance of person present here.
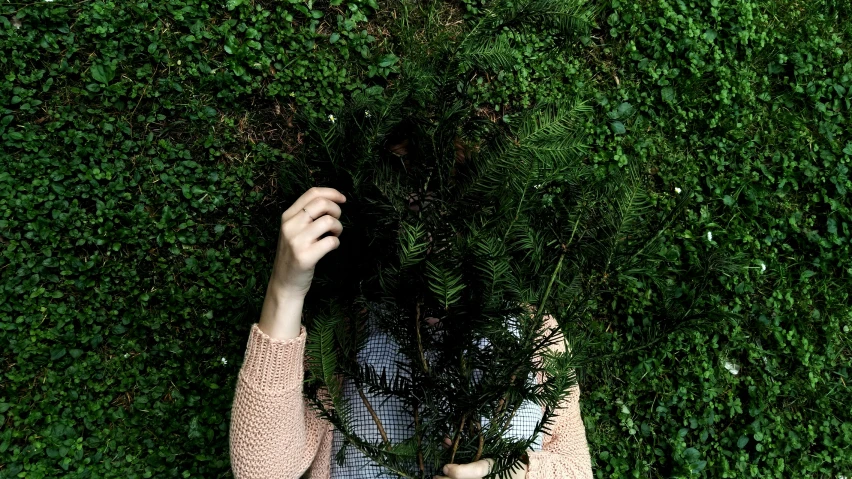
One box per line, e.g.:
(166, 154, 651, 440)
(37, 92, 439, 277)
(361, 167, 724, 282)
(228, 187, 594, 478)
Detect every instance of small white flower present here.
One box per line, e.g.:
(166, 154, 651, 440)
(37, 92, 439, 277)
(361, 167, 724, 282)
(177, 60, 182, 65)
(364, 110, 371, 118)
(760, 262, 766, 272)
(328, 114, 336, 123)
(45, 0, 55, 2)
(533, 183, 542, 189)
(674, 187, 682, 194)
(123, 353, 130, 359)
(220, 357, 228, 365)
(723, 360, 740, 375)
(706, 231, 713, 241)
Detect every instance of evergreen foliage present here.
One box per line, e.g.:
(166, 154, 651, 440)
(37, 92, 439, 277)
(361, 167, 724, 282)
(287, 0, 747, 477)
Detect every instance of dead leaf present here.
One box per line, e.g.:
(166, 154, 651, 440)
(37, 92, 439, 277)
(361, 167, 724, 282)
(454, 136, 467, 164)
(388, 138, 409, 156)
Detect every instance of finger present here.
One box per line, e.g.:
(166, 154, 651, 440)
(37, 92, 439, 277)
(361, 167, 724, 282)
(295, 219, 343, 266)
(441, 459, 493, 479)
(299, 215, 344, 243)
(298, 196, 344, 226)
(441, 436, 452, 449)
(282, 187, 346, 223)
(302, 235, 341, 265)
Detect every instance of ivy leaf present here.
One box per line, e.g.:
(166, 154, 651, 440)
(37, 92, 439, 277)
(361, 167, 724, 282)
(329, 33, 340, 44)
(611, 121, 626, 134)
(661, 87, 675, 103)
(378, 54, 399, 68)
(616, 102, 634, 118)
(91, 64, 116, 84)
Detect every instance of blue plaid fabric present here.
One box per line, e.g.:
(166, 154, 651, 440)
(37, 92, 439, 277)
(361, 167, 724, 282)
(329, 305, 544, 478)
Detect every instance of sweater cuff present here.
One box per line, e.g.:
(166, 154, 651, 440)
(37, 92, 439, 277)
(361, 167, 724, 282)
(239, 323, 307, 394)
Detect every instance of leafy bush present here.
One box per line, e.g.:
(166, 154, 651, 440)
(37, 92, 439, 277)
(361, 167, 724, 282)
(1, 0, 849, 477)
(0, 0, 393, 477)
(461, 0, 851, 476)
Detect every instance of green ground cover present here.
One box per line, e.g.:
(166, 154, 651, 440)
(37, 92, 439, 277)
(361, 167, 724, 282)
(1, 0, 850, 477)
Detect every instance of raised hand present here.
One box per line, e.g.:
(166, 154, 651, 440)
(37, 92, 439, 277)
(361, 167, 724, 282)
(269, 186, 347, 297)
(258, 186, 347, 340)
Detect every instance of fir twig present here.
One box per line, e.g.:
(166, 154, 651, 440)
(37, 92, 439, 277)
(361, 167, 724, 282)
(473, 420, 485, 462)
(414, 400, 424, 473)
(415, 299, 430, 374)
(357, 387, 390, 446)
(449, 413, 468, 464)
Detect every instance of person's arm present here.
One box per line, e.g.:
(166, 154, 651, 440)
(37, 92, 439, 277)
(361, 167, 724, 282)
(229, 320, 334, 479)
(525, 314, 593, 478)
(229, 187, 347, 478)
(525, 382, 592, 478)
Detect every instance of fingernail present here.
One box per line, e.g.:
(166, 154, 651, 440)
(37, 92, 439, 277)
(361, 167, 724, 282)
(443, 465, 449, 474)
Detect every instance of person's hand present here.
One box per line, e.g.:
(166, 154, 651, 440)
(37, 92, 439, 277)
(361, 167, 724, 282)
(268, 186, 346, 297)
(434, 437, 528, 479)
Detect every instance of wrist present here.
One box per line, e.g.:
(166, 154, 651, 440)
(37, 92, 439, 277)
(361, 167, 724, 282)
(258, 285, 306, 340)
(266, 280, 308, 300)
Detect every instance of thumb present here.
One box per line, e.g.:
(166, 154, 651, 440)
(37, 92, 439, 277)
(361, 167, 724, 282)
(441, 435, 452, 449)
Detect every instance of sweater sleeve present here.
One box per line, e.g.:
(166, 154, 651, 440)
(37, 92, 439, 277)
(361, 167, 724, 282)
(229, 323, 333, 479)
(525, 315, 593, 479)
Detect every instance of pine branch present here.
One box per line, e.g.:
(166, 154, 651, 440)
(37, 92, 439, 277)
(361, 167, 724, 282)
(456, 35, 516, 72)
(425, 260, 467, 310)
(357, 387, 390, 446)
(399, 221, 430, 270)
(482, 0, 595, 36)
(456, 100, 590, 201)
(294, 0, 739, 474)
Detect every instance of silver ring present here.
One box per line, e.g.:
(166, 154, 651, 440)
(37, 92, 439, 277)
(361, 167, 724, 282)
(302, 207, 315, 220)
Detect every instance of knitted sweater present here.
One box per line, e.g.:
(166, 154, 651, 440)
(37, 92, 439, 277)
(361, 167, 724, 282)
(229, 315, 594, 479)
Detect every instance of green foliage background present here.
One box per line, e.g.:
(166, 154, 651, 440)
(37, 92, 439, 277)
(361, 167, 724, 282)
(0, 0, 850, 478)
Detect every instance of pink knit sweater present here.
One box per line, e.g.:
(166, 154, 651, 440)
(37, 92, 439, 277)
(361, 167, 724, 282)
(229, 316, 593, 479)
